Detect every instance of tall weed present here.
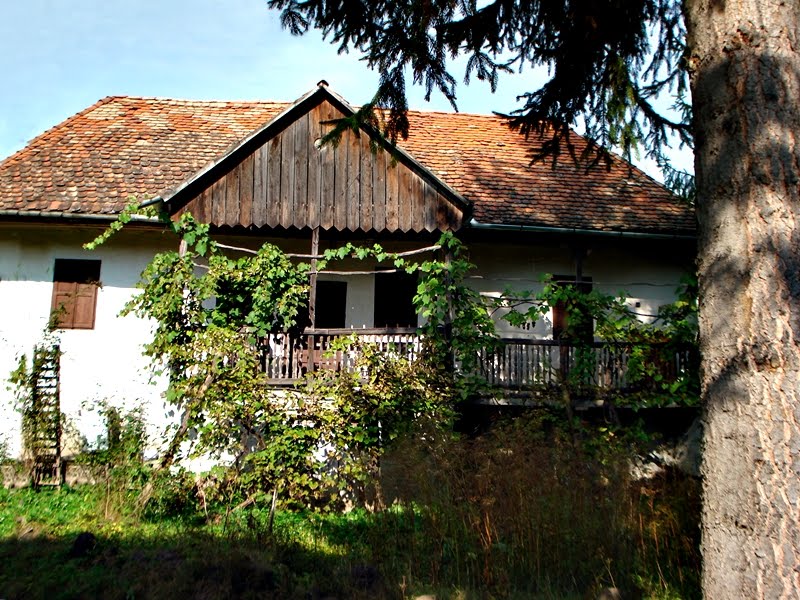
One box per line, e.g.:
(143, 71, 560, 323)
(370, 410, 700, 598)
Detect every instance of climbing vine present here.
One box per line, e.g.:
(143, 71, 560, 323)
(86, 208, 495, 509)
(85, 203, 697, 510)
(7, 325, 63, 484)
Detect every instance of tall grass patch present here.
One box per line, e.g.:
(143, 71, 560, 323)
(369, 410, 701, 598)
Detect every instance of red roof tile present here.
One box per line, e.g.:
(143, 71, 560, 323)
(0, 94, 695, 234)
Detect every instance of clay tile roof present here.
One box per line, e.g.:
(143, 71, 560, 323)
(0, 95, 695, 235)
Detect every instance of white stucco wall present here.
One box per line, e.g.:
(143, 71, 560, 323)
(0, 228, 427, 459)
(0, 224, 692, 463)
(0, 224, 174, 459)
(466, 240, 691, 338)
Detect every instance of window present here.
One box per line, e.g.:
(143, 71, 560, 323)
(551, 275, 593, 342)
(50, 259, 101, 329)
(315, 280, 347, 329)
(374, 270, 418, 329)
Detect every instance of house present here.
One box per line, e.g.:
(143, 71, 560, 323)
(0, 83, 695, 461)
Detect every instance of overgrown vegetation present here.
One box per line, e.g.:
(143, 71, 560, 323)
(87, 211, 497, 511)
(0, 206, 702, 597)
(0, 410, 700, 599)
(7, 326, 63, 487)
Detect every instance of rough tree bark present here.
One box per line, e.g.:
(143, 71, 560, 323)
(686, 1, 800, 597)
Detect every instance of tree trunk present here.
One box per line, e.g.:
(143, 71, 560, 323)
(686, 2, 800, 597)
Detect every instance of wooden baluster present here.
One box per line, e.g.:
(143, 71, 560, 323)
(290, 335, 298, 378)
(539, 344, 545, 385)
(513, 343, 518, 387)
(525, 343, 531, 386)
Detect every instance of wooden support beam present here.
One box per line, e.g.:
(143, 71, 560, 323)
(309, 227, 320, 328)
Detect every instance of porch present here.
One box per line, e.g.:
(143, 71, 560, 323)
(258, 329, 693, 395)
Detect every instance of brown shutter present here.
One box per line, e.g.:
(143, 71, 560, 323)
(72, 282, 98, 329)
(51, 280, 78, 328)
(552, 276, 593, 342)
(50, 259, 101, 330)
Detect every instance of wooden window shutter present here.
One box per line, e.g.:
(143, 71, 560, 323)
(51, 259, 101, 329)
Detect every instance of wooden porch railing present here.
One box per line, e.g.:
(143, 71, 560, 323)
(259, 328, 421, 383)
(258, 330, 693, 393)
(477, 339, 693, 391)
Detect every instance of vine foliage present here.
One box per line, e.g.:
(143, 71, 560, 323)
(85, 205, 696, 510)
(497, 273, 699, 407)
(8, 326, 64, 486)
(88, 209, 494, 509)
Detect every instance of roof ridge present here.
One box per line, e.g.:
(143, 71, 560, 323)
(98, 95, 292, 106)
(406, 107, 509, 119)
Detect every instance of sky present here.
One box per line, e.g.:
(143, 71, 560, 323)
(0, 0, 692, 179)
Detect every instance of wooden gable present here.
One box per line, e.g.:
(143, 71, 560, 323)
(170, 95, 466, 233)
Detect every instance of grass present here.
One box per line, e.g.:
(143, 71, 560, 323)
(0, 486, 355, 600)
(0, 416, 701, 600)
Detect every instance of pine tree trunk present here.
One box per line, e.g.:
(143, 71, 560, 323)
(686, 2, 800, 597)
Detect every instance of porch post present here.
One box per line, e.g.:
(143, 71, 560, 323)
(309, 226, 320, 329)
(443, 246, 455, 370)
(573, 245, 586, 284)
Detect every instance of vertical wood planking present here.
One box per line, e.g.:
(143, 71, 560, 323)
(211, 177, 226, 225)
(410, 172, 423, 232)
(198, 186, 212, 223)
(385, 158, 399, 230)
(180, 193, 197, 222)
(266, 137, 281, 227)
(333, 126, 349, 230)
(239, 154, 254, 227)
(346, 129, 361, 231)
(436, 197, 450, 231)
(225, 164, 240, 225)
(252, 144, 267, 227)
(164, 97, 464, 235)
(319, 102, 337, 230)
(449, 205, 463, 231)
(279, 126, 295, 228)
(372, 145, 387, 231)
(359, 135, 373, 232)
(307, 105, 323, 229)
(293, 113, 309, 229)
(398, 162, 413, 232)
(423, 181, 437, 232)
(180, 196, 193, 221)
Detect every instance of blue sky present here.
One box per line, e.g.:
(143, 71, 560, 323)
(0, 0, 690, 178)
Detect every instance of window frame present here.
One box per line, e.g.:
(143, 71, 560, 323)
(50, 259, 102, 330)
(314, 279, 348, 329)
(373, 269, 419, 329)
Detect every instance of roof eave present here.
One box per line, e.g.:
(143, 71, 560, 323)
(0, 209, 162, 225)
(467, 218, 696, 241)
